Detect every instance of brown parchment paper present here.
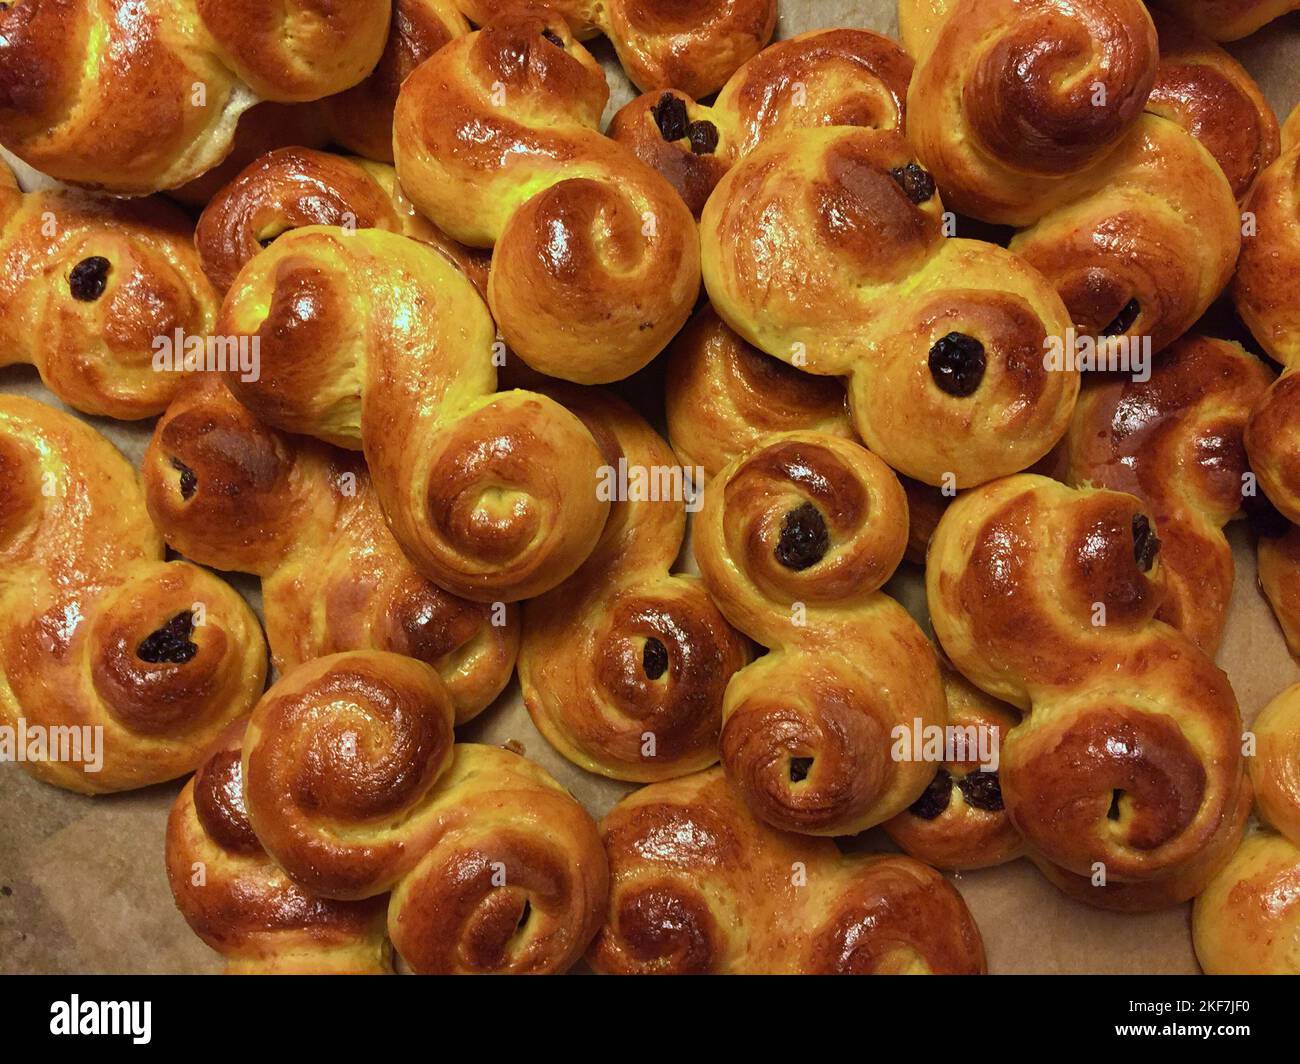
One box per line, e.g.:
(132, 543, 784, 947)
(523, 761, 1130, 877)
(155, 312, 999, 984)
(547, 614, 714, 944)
(3, 2, 1300, 976)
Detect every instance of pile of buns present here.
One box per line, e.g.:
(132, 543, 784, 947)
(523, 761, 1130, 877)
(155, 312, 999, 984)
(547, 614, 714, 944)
(2, 0, 1298, 975)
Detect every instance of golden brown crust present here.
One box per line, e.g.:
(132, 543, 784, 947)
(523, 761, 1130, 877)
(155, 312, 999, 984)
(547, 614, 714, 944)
(143, 377, 518, 722)
(386, 744, 608, 973)
(901, 1, 1242, 354)
(0, 0, 390, 193)
(454, 0, 776, 97)
(218, 226, 608, 602)
(320, 0, 469, 162)
(0, 186, 218, 419)
(665, 306, 854, 478)
(242, 652, 458, 900)
(610, 28, 913, 218)
(693, 431, 945, 836)
(518, 388, 750, 781)
(588, 768, 986, 974)
(1236, 108, 1300, 525)
(166, 723, 393, 974)
(701, 124, 1078, 488)
(1259, 524, 1300, 658)
(883, 665, 1026, 872)
(1152, 0, 1300, 41)
(392, 12, 700, 384)
(1193, 830, 1300, 974)
(0, 395, 266, 793)
(1249, 684, 1300, 846)
(1054, 335, 1273, 654)
(927, 475, 1248, 898)
(1147, 13, 1280, 203)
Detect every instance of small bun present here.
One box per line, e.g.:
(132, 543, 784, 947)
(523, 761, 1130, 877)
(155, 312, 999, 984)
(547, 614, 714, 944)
(0, 395, 266, 793)
(589, 768, 986, 974)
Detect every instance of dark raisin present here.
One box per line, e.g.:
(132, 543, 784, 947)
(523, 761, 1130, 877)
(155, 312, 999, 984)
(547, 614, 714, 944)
(170, 457, 198, 501)
(775, 501, 829, 571)
(889, 162, 936, 204)
(68, 256, 111, 301)
(908, 769, 952, 820)
(1132, 513, 1160, 572)
(652, 93, 689, 142)
(541, 28, 564, 47)
(789, 757, 813, 783)
(928, 332, 986, 397)
(687, 120, 719, 155)
(642, 637, 669, 680)
(1108, 789, 1125, 821)
(957, 770, 1004, 812)
(1101, 298, 1141, 337)
(137, 611, 198, 665)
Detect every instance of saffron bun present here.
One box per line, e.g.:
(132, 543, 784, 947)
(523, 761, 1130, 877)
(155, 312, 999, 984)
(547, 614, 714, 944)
(927, 474, 1248, 901)
(518, 387, 750, 781)
(392, 12, 700, 384)
(1193, 682, 1300, 973)
(238, 651, 607, 972)
(883, 664, 1025, 872)
(194, 147, 487, 295)
(664, 305, 854, 479)
(1147, 11, 1280, 204)
(700, 122, 1078, 489)
(899, 0, 1245, 354)
(1236, 106, 1300, 524)
(0, 395, 267, 793)
(693, 431, 945, 836)
(588, 767, 986, 974)
(217, 225, 608, 602)
(166, 722, 392, 974)
(1052, 335, 1273, 655)
(143, 377, 518, 723)
(610, 27, 914, 218)
(452, 0, 777, 98)
(0, 181, 218, 419)
(0, 0, 391, 194)
(1152, 0, 1300, 41)
(319, 0, 470, 163)
(1193, 830, 1300, 974)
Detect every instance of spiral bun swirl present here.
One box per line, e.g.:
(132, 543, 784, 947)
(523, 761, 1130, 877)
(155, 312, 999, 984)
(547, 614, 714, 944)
(0, 396, 266, 793)
(701, 124, 1077, 488)
(1235, 107, 1300, 526)
(519, 389, 748, 780)
(693, 432, 944, 836)
(611, 28, 914, 218)
(0, 0, 390, 194)
(387, 744, 608, 973)
(928, 474, 1247, 897)
(900, 0, 1243, 355)
(242, 652, 456, 899)
(589, 768, 986, 974)
(143, 377, 518, 722)
(665, 307, 853, 480)
(883, 665, 1025, 872)
(393, 12, 700, 384)
(167, 724, 392, 974)
(219, 226, 608, 602)
(454, 0, 776, 97)
(0, 184, 218, 419)
(1054, 335, 1273, 654)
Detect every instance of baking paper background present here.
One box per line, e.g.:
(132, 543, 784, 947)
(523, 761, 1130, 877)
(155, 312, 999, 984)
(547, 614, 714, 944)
(3, 2, 1300, 975)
